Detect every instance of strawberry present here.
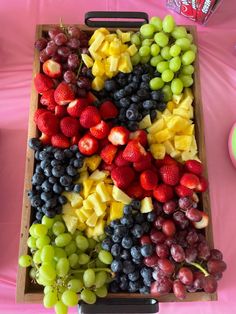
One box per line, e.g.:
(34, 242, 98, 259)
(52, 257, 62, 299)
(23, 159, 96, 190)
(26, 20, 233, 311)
(126, 181, 144, 199)
(71, 135, 80, 145)
(67, 98, 89, 118)
(37, 111, 60, 136)
(185, 160, 203, 176)
(114, 150, 131, 167)
(60, 117, 80, 137)
(40, 89, 57, 110)
(142, 190, 154, 198)
(99, 100, 118, 120)
(34, 73, 54, 94)
(195, 176, 208, 192)
(99, 138, 110, 150)
(180, 173, 200, 189)
(100, 161, 116, 172)
(54, 82, 75, 105)
(129, 130, 148, 147)
(153, 184, 174, 203)
(140, 170, 158, 190)
(55, 105, 68, 118)
(108, 126, 130, 146)
(111, 166, 135, 190)
(87, 91, 98, 105)
(175, 185, 193, 198)
(39, 133, 51, 145)
(100, 144, 118, 165)
(90, 121, 110, 139)
(159, 165, 180, 186)
(122, 140, 147, 162)
(33, 108, 48, 124)
(78, 133, 99, 156)
(155, 154, 178, 169)
(51, 134, 70, 148)
(80, 106, 101, 128)
(42, 59, 62, 78)
(133, 152, 153, 172)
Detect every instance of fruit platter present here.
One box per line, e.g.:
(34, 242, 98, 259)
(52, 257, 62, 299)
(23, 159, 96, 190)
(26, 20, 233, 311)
(17, 12, 227, 313)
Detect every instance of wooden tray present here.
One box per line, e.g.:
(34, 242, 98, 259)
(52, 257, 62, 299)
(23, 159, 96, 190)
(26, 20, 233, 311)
(16, 24, 216, 303)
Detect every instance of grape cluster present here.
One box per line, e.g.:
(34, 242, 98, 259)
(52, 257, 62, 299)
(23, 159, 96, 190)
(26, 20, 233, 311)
(35, 25, 92, 98)
(18, 215, 113, 311)
(28, 138, 84, 220)
(95, 64, 166, 131)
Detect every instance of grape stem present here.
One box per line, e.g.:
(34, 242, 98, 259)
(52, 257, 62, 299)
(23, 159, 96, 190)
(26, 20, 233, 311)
(188, 262, 209, 276)
(76, 60, 83, 78)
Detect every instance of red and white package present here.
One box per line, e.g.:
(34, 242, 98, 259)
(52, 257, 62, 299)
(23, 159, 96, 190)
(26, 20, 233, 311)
(180, 0, 195, 20)
(196, 0, 217, 23)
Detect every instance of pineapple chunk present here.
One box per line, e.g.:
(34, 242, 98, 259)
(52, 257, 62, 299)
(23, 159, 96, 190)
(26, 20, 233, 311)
(70, 193, 83, 208)
(78, 162, 87, 173)
(81, 54, 94, 68)
(116, 29, 123, 39)
(173, 108, 190, 119)
(89, 186, 97, 194)
(92, 60, 105, 77)
(181, 150, 196, 161)
(139, 114, 152, 129)
(163, 109, 172, 116)
(89, 28, 109, 45)
(63, 215, 78, 234)
(89, 49, 103, 61)
(104, 58, 114, 78)
(183, 87, 194, 100)
(178, 96, 193, 110)
(109, 38, 121, 55)
(170, 150, 181, 158)
(163, 140, 175, 154)
(75, 171, 89, 183)
(121, 32, 131, 43)
(110, 202, 124, 221)
(62, 203, 75, 215)
(104, 178, 113, 184)
(100, 41, 110, 57)
(92, 76, 104, 91)
(108, 55, 120, 72)
(121, 44, 128, 52)
(86, 227, 94, 238)
(149, 144, 166, 159)
(167, 101, 176, 113)
(89, 32, 105, 52)
(85, 155, 101, 171)
(89, 170, 108, 181)
(86, 212, 98, 227)
(118, 52, 132, 73)
(93, 219, 105, 238)
(80, 208, 94, 219)
(112, 186, 132, 204)
(62, 191, 74, 202)
(105, 34, 117, 42)
(83, 179, 94, 198)
(77, 222, 86, 231)
(106, 184, 113, 196)
(174, 135, 192, 151)
(127, 44, 138, 56)
(173, 94, 183, 104)
(147, 118, 165, 134)
(75, 208, 87, 223)
(83, 199, 93, 210)
(189, 106, 194, 119)
(167, 116, 190, 132)
(96, 182, 111, 202)
(147, 133, 156, 145)
(140, 197, 153, 213)
(155, 128, 174, 143)
(191, 136, 198, 151)
(87, 193, 106, 216)
(180, 124, 194, 136)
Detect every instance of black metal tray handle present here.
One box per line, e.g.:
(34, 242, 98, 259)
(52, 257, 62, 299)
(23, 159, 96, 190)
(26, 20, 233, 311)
(78, 298, 159, 314)
(85, 11, 149, 28)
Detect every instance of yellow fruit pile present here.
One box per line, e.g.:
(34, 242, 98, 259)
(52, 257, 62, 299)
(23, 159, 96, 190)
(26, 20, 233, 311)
(139, 88, 199, 162)
(81, 28, 138, 91)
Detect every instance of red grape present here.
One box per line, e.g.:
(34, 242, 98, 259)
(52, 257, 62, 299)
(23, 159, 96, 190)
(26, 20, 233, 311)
(58, 46, 71, 58)
(202, 275, 218, 293)
(77, 77, 91, 90)
(68, 26, 81, 39)
(68, 54, 79, 69)
(162, 220, 176, 237)
(67, 38, 80, 49)
(140, 235, 152, 245)
(77, 88, 87, 98)
(163, 200, 177, 214)
(150, 230, 166, 244)
(63, 70, 76, 83)
(35, 38, 48, 51)
(198, 242, 211, 260)
(153, 216, 165, 229)
(173, 211, 189, 229)
(152, 267, 166, 281)
(210, 249, 223, 261)
(165, 237, 177, 247)
(46, 41, 58, 56)
(173, 280, 186, 300)
(207, 260, 227, 274)
(186, 229, 199, 245)
(39, 49, 49, 63)
(186, 285, 198, 293)
(185, 247, 197, 263)
(54, 33, 68, 46)
(157, 258, 175, 275)
(156, 243, 169, 258)
(144, 254, 159, 267)
(80, 39, 89, 47)
(52, 54, 63, 63)
(178, 267, 193, 285)
(170, 244, 185, 262)
(193, 272, 204, 290)
(213, 272, 223, 281)
(178, 197, 193, 210)
(186, 208, 202, 222)
(48, 27, 61, 39)
(156, 277, 173, 294)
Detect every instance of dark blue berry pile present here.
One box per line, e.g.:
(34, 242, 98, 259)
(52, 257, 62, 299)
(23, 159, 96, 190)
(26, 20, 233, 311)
(95, 64, 167, 131)
(102, 200, 155, 294)
(28, 138, 84, 221)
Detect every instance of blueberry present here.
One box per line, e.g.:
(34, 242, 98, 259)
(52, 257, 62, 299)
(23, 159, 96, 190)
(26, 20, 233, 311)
(123, 260, 135, 274)
(131, 95, 141, 103)
(35, 164, 43, 174)
(45, 197, 57, 208)
(64, 149, 73, 158)
(128, 280, 140, 292)
(44, 166, 52, 177)
(31, 195, 43, 207)
(123, 205, 132, 215)
(128, 121, 138, 131)
(27, 190, 36, 199)
(52, 166, 65, 178)
(142, 100, 156, 110)
(121, 249, 131, 260)
(139, 286, 150, 294)
(119, 97, 130, 108)
(114, 89, 125, 100)
(141, 244, 153, 257)
(53, 183, 63, 194)
(102, 238, 113, 251)
(110, 219, 120, 228)
(35, 151, 40, 160)
(105, 226, 113, 236)
(41, 180, 52, 192)
(40, 159, 51, 170)
(28, 138, 42, 151)
(120, 216, 134, 227)
(58, 195, 67, 205)
(75, 152, 84, 160)
(132, 257, 142, 265)
(111, 243, 121, 257)
(141, 74, 152, 82)
(156, 102, 167, 112)
(147, 211, 157, 222)
(35, 185, 42, 192)
(131, 246, 142, 259)
(73, 184, 82, 193)
(65, 185, 74, 192)
(129, 82, 139, 90)
(36, 211, 43, 221)
(122, 236, 133, 249)
(32, 173, 45, 185)
(55, 205, 62, 214)
(141, 222, 151, 233)
(45, 210, 56, 218)
(41, 205, 48, 214)
(51, 159, 62, 167)
(111, 259, 122, 272)
(131, 200, 141, 210)
(150, 110, 157, 122)
(143, 277, 152, 287)
(48, 176, 57, 184)
(128, 271, 140, 282)
(131, 224, 143, 238)
(73, 159, 83, 168)
(140, 267, 152, 280)
(44, 146, 55, 153)
(114, 226, 128, 237)
(40, 192, 53, 202)
(112, 235, 122, 243)
(151, 90, 162, 101)
(124, 85, 133, 95)
(104, 80, 117, 92)
(153, 71, 161, 78)
(70, 145, 79, 152)
(66, 165, 77, 176)
(140, 82, 150, 89)
(54, 150, 65, 160)
(132, 75, 141, 83)
(126, 108, 139, 121)
(119, 275, 128, 291)
(60, 175, 72, 187)
(109, 281, 119, 293)
(118, 78, 128, 87)
(135, 213, 144, 224)
(137, 89, 149, 100)
(32, 219, 40, 224)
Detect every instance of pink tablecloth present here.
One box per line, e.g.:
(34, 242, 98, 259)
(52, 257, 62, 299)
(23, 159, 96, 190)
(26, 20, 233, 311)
(0, 0, 235, 313)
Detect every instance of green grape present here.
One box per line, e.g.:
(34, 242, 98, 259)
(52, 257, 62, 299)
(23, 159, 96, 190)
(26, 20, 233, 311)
(179, 75, 193, 87)
(162, 15, 175, 33)
(83, 269, 96, 288)
(156, 61, 169, 73)
(54, 247, 67, 261)
(78, 253, 90, 265)
(175, 38, 191, 51)
(98, 250, 113, 265)
(150, 43, 160, 56)
(171, 26, 187, 39)
(131, 33, 141, 46)
(181, 64, 194, 75)
(81, 289, 96, 305)
(61, 289, 79, 307)
(36, 235, 50, 249)
(140, 23, 155, 38)
(55, 233, 72, 247)
(39, 263, 56, 281)
(150, 55, 163, 67)
(161, 47, 171, 60)
(52, 221, 66, 236)
(56, 258, 70, 277)
(95, 271, 107, 288)
(95, 285, 108, 298)
(190, 44, 197, 53)
(169, 44, 181, 57)
(142, 39, 153, 46)
(41, 245, 54, 263)
(43, 291, 58, 308)
(54, 215, 63, 222)
(95, 258, 107, 268)
(149, 77, 164, 90)
(68, 253, 79, 268)
(44, 285, 55, 294)
(54, 300, 68, 314)
(169, 56, 181, 72)
(75, 235, 89, 251)
(140, 55, 150, 64)
(27, 236, 37, 249)
(130, 53, 141, 66)
(88, 238, 97, 250)
(162, 85, 173, 102)
(139, 46, 150, 57)
(29, 224, 37, 237)
(149, 16, 163, 31)
(33, 249, 42, 264)
(42, 215, 55, 229)
(162, 69, 174, 82)
(19, 255, 32, 267)
(34, 224, 48, 238)
(154, 32, 169, 47)
(186, 33, 193, 43)
(65, 241, 77, 256)
(67, 278, 83, 292)
(29, 268, 36, 279)
(182, 50, 196, 65)
(171, 78, 184, 95)
(72, 230, 82, 240)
